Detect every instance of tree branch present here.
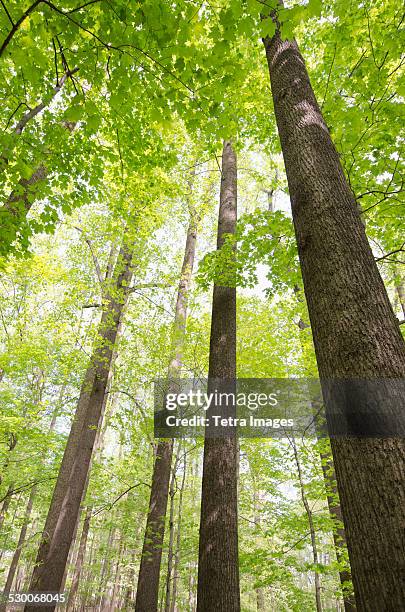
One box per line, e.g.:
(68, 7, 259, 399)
(14, 67, 79, 134)
(375, 242, 405, 262)
(73, 226, 104, 285)
(91, 481, 150, 517)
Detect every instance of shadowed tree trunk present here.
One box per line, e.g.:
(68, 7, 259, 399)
(197, 140, 240, 612)
(263, 10, 405, 609)
(164, 443, 182, 612)
(25, 244, 134, 611)
(135, 206, 198, 612)
(170, 449, 187, 612)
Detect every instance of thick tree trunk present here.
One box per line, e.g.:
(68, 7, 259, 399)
(25, 245, 133, 611)
(135, 210, 198, 612)
(197, 140, 240, 612)
(291, 440, 322, 612)
(263, 17, 405, 610)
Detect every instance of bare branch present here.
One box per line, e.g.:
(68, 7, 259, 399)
(375, 242, 405, 262)
(91, 481, 150, 517)
(73, 226, 104, 285)
(14, 68, 79, 134)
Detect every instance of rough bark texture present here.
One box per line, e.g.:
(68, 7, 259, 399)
(263, 21, 405, 611)
(135, 212, 198, 612)
(25, 245, 133, 611)
(197, 140, 240, 612)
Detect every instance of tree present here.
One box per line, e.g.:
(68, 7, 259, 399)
(25, 240, 134, 609)
(135, 199, 199, 612)
(197, 140, 240, 612)
(262, 5, 405, 608)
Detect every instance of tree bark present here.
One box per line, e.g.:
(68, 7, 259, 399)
(135, 208, 198, 612)
(263, 15, 405, 610)
(197, 140, 240, 612)
(25, 245, 133, 611)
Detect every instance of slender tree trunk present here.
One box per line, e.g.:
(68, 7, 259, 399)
(188, 564, 195, 612)
(97, 525, 116, 611)
(197, 140, 240, 612)
(1, 401, 60, 604)
(164, 444, 181, 612)
(251, 483, 265, 612)
(263, 14, 405, 609)
(25, 245, 133, 611)
(294, 304, 355, 611)
(170, 451, 187, 612)
(66, 507, 92, 611)
(110, 537, 124, 611)
(291, 440, 322, 612)
(0, 485, 37, 611)
(135, 209, 198, 612)
(319, 451, 355, 611)
(0, 485, 13, 531)
(395, 278, 405, 318)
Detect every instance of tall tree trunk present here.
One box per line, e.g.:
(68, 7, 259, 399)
(25, 245, 133, 611)
(164, 444, 181, 612)
(319, 451, 355, 611)
(0, 401, 61, 608)
(251, 483, 265, 612)
(66, 507, 92, 611)
(291, 439, 322, 612)
(0, 485, 36, 611)
(0, 485, 13, 532)
(110, 536, 124, 611)
(294, 302, 355, 611)
(395, 277, 405, 318)
(197, 140, 240, 612)
(170, 450, 187, 612)
(135, 208, 198, 612)
(263, 13, 405, 609)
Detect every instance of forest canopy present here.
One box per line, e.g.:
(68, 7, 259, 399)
(0, 1, 404, 611)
